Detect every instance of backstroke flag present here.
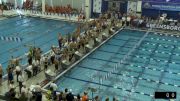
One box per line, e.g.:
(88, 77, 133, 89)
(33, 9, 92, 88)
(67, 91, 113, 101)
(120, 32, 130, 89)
(0, 36, 22, 42)
(93, 0, 102, 13)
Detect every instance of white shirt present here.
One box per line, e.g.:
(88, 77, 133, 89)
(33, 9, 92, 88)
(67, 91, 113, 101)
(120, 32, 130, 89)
(9, 84, 15, 89)
(122, 17, 126, 21)
(77, 37, 80, 42)
(50, 83, 58, 91)
(27, 65, 33, 73)
(15, 66, 21, 71)
(27, 90, 33, 101)
(127, 17, 131, 22)
(34, 84, 41, 92)
(18, 75, 24, 82)
(21, 87, 27, 93)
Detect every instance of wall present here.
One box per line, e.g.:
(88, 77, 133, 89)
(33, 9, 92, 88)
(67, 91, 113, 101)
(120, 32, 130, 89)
(85, 0, 91, 18)
(108, 1, 120, 12)
(141, 0, 180, 19)
(127, 1, 137, 14)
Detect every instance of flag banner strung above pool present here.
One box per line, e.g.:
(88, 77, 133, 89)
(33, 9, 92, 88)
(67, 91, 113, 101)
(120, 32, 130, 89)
(93, 0, 102, 13)
(142, 0, 180, 11)
(0, 36, 22, 42)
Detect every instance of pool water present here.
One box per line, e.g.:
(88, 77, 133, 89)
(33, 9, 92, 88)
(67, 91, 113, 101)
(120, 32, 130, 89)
(55, 29, 180, 101)
(0, 16, 78, 72)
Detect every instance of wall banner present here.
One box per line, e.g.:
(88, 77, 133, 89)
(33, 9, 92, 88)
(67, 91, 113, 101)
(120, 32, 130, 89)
(146, 23, 180, 31)
(142, 0, 180, 11)
(93, 0, 102, 13)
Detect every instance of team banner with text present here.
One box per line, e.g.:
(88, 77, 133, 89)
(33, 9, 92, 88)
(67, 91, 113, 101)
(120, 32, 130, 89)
(146, 23, 180, 31)
(142, 0, 180, 11)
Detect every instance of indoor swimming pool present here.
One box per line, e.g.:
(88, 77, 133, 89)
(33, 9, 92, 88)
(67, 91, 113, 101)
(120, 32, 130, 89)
(55, 29, 180, 101)
(0, 16, 78, 72)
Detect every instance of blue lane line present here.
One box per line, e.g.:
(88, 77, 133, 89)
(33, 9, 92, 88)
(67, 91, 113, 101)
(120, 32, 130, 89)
(0, 23, 67, 56)
(78, 64, 180, 87)
(106, 42, 179, 56)
(113, 37, 180, 47)
(115, 33, 180, 42)
(98, 50, 180, 70)
(88, 57, 118, 63)
(0, 17, 24, 26)
(86, 57, 180, 84)
(104, 44, 180, 65)
(90, 55, 180, 81)
(0, 18, 33, 31)
(105, 43, 179, 56)
(1, 32, 58, 65)
(64, 75, 153, 97)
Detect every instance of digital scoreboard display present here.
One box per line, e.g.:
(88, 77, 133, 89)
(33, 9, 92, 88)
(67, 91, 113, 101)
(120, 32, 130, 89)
(155, 92, 176, 99)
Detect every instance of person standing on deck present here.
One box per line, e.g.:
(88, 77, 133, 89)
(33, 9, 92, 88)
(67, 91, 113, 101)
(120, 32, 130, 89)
(18, 72, 24, 94)
(58, 33, 63, 49)
(15, 65, 21, 82)
(7, 67, 13, 85)
(0, 64, 3, 85)
(0, 5, 4, 15)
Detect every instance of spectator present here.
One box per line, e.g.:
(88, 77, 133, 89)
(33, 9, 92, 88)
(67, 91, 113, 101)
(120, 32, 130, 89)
(58, 33, 63, 49)
(19, 91, 28, 101)
(35, 92, 42, 101)
(95, 96, 100, 101)
(76, 94, 81, 101)
(49, 80, 58, 91)
(25, 65, 33, 78)
(66, 89, 74, 101)
(82, 92, 88, 101)
(5, 88, 17, 101)
(0, 64, 3, 85)
(7, 67, 13, 85)
(15, 65, 21, 82)
(44, 57, 48, 71)
(18, 72, 24, 94)
(9, 81, 15, 90)
(126, 15, 131, 26)
(32, 60, 39, 76)
(122, 15, 126, 26)
(58, 91, 63, 101)
(27, 88, 33, 101)
(62, 88, 68, 100)
(105, 97, 109, 101)
(54, 59, 59, 73)
(49, 81, 58, 100)
(113, 97, 118, 101)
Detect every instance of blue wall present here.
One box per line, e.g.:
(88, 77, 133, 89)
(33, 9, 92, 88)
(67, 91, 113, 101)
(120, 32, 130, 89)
(142, 8, 180, 19)
(142, 0, 180, 19)
(120, 1, 127, 14)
